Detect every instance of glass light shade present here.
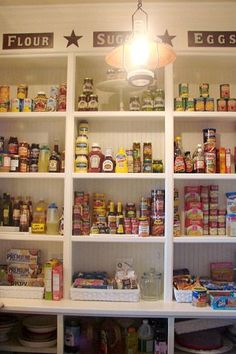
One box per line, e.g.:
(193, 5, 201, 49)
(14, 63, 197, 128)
(105, 40, 176, 71)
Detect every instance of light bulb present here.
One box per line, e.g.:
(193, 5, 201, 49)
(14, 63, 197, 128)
(130, 35, 149, 66)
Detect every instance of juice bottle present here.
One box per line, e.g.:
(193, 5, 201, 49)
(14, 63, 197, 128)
(31, 199, 47, 234)
(126, 327, 138, 354)
(46, 202, 59, 235)
(138, 320, 153, 354)
(115, 147, 128, 173)
(38, 144, 50, 172)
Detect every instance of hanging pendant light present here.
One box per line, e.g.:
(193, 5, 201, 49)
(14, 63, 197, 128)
(105, 0, 176, 87)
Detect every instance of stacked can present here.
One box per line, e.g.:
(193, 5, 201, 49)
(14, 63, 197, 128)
(133, 142, 141, 173)
(143, 142, 152, 173)
(0, 85, 10, 112)
(75, 121, 89, 173)
(125, 203, 138, 234)
(209, 185, 219, 236)
(196, 83, 214, 112)
(57, 83, 67, 111)
(72, 192, 90, 235)
(174, 83, 194, 112)
(174, 189, 181, 236)
(217, 84, 236, 111)
(92, 193, 107, 230)
(11, 84, 31, 112)
(150, 189, 165, 236)
(203, 128, 216, 174)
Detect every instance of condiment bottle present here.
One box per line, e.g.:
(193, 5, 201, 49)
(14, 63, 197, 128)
(185, 151, 193, 173)
(115, 147, 128, 173)
(107, 201, 117, 234)
(88, 143, 104, 173)
(193, 144, 205, 173)
(49, 150, 60, 172)
(102, 148, 115, 173)
(174, 136, 185, 173)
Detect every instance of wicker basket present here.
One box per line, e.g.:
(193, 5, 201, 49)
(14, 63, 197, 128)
(70, 286, 140, 302)
(0, 286, 44, 299)
(174, 288, 192, 303)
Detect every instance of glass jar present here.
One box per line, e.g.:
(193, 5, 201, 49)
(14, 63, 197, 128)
(77, 94, 88, 111)
(153, 159, 164, 173)
(88, 94, 98, 111)
(129, 96, 140, 111)
(142, 90, 153, 111)
(140, 269, 162, 300)
(83, 78, 93, 96)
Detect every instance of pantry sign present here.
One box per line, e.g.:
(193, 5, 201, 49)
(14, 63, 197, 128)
(188, 31, 236, 47)
(2, 32, 54, 49)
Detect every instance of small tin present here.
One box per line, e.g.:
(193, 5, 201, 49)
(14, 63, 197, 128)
(59, 83, 67, 96)
(0, 85, 10, 100)
(23, 98, 32, 112)
(192, 287, 208, 307)
(220, 84, 230, 99)
(200, 83, 209, 98)
(186, 98, 195, 111)
(227, 99, 236, 112)
(195, 97, 205, 111)
(10, 154, 19, 172)
(174, 97, 184, 111)
(179, 83, 189, 98)
(11, 98, 20, 112)
(46, 97, 57, 112)
(17, 84, 28, 100)
(205, 98, 215, 112)
(217, 98, 227, 111)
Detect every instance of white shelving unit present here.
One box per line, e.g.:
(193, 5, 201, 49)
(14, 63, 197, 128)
(1, 38, 236, 354)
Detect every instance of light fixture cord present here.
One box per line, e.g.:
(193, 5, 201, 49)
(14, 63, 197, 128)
(132, 0, 148, 32)
(137, 0, 142, 9)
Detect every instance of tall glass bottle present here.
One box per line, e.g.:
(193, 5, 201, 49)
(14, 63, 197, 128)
(193, 144, 205, 173)
(174, 136, 185, 173)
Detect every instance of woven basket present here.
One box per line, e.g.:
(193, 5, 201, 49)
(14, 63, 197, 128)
(174, 288, 192, 303)
(0, 286, 44, 299)
(70, 286, 140, 302)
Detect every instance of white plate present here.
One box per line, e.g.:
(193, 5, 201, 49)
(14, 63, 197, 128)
(175, 337, 233, 354)
(22, 315, 57, 333)
(18, 336, 57, 348)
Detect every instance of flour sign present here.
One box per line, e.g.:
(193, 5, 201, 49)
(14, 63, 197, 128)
(3, 32, 54, 49)
(188, 31, 236, 47)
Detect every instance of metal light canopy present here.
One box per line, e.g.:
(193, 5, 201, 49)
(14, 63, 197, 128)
(105, 0, 176, 87)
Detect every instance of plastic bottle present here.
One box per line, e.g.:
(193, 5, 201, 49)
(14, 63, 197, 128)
(46, 202, 59, 235)
(38, 144, 50, 172)
(126, 327, 138, 354)
(31, 199, 47, 234)
(193, 143, 205, 173)
(138, 320, 154, 354)
(115, 147, 128, 173)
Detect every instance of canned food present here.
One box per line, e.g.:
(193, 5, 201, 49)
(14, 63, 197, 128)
(46, 97, 57, 112)
(17, 84, 28, 99)
(143, 142, 152, 160)
(195, 97, 205, 111)
(217, 98, 227, 111)
(153, 159, 163, 173)
(10, 155, 19, 172)
(174, 97, 184, 111)
(58, 95, 66, 111)
(199, 83, 209, 98)
(131, 218, 139, 234)
(59, 83, 67, 96)
(227, 99, 236, 112)
(205, 98, 215, 111)
(0, 85, 10, 100)
(151, 216, 164, 236)
(50, 85, 59, 98)
(205, 152, 216, 173)
(179, 83, 189, 98)
(192, 287, 208, 307)
(143, 158, 152, 173)
(33, 92, 47, 112)
(126, 149, 134, 173)
(220, 84, 230, 99)
(186, 98, 195, 111)
(0, 99, 10, 112)
(138, 217, 149, 237)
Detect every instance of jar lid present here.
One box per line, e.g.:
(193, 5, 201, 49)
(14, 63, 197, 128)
(91, 143, 100, 148)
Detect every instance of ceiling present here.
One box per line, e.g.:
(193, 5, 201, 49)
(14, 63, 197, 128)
(0, 0, 233, 4)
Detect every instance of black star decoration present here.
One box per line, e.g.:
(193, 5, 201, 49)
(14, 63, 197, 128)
(64, 30, 83, 47)
(157, 29, 176, 47)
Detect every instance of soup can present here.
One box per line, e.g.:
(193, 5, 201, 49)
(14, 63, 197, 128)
(192, 287, 208, 307)
(17, 84, 28, 99)
(200, 83, 209, 98)
(0, 85, 10, 100)
(220, 84, 230, 99)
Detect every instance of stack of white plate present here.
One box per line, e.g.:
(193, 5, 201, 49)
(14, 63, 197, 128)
(18, 315, 57, 348)
(0, 315, 17, 342)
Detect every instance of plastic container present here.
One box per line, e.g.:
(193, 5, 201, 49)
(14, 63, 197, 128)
(31, 199, 47, 234)
(126, 327, 138, 354)
(38, 144, 50, 172)
(138, 320, 153, 354)
(46, 202, 59, 235)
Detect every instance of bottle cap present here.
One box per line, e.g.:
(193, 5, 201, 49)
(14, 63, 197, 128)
(48, 202, 57, 209)
(105, 148, 113, 156)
